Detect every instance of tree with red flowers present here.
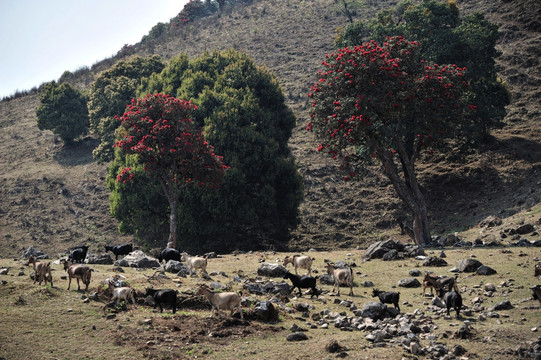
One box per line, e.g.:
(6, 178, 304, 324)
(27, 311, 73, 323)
(113, 93, 227, 249)
(308, 36, 474, 245)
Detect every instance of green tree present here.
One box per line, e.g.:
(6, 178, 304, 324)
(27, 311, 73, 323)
(308, 37, 473, 245)
(335, 0, 509, 143)
(36, 81, 89, 145)
(88, 55, 165, 162)
(110, 50, 303, 252)
(112, 94, 227, 249)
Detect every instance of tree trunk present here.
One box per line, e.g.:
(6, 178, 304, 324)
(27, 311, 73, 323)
(167, 196, 179, 249)
(374, 141, 431, 245)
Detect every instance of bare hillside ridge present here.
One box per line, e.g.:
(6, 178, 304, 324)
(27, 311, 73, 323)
(0, 0, 539, 258)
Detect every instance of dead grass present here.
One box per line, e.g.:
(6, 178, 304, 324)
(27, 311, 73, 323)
(1, 246, 541, 359)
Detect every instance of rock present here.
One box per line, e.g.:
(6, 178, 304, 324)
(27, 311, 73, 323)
(362, 239, 404, 260)
(409, 269, 421, 277)
(0, 268, 8, 275)
(318, 274, 335, 285)
(457, 258, 483, 273)
(254, 300, 279, 322)
(286, 332, 308, 341)
(432, 296, 446, 308)
(164, 260, 188, 273)
(484, 283, 496, 292)
(382, 249, 399, 261)
(243, 282, 265, 295)
(398, 278, 422, 288)
(513, 238, 533, 247)
(491, 300, 514, 311)
(257, 263, 287, 278)
(325, 339, 348, 353)
(516, 224, 535, 235)
(477, 265, 497, 275)
(443, 234, 459, 247)
(114, 250, 160, 268)
(362, 301, 388, 320)
(361, 281, 374, 287)
(22, 246, 49, 259)
(85, 253, 113, 265)
(209, 282, 227, 290)
(422, 256, 448, 267)
(204, 252, 218, 259)
(263, 281, 290, 295)
(479, 215, 502, 228)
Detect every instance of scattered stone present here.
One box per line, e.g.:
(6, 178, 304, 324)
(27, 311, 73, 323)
(257, 263, 287, 278)
(491, 300, 514, 311)
(22, 246, 49, 260)
(457, 258, 483, 273)
(85, 253, 113, 265)
(114, 251, 160, 268)
(398, 278, 421, 288)
(0, 268, 8, 275)
(516, 224, 535, 235)
(361, 301, 387, 320)
(286, 332, 308, 341)
(361, 281, 374, 287)
(409, 269, 421, 277)
(422, 256, 448, 267)
(479, 215, 502, 228)
(254, 300, 279, 322)
(477, 265, 497, 275)
(484, 283, 496, 292)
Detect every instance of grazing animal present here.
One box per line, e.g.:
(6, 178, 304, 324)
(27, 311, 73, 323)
(325, 262, 354, 296)
(111, 287, 136, 307)
(145, 288, 177, 314)
(158, 248, 181, 263)
(181, 252, 207, 276)
(68, 245, 89, 264)
(283, 271, 320, 298)
(438, 288, 463, 318)
(61, 259, 93, 291)
(105, 244, 133, 260)
(283, 255, 313, 276)
(372, 288, 400, 311)
(28, 255, 53, 286)
(196, 285, 243, 319)
(535, 262, 541, 279)
(422, 273, 458, 295)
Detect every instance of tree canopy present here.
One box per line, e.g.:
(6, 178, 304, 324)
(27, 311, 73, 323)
(335, 0, 509, 144)
(36, 81, 89, 145)
(109, 50, 303, 252)
(308, 36, 473, 244)
(88, 55, 165, 162)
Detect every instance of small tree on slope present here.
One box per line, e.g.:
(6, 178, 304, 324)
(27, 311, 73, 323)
(113, 93, 227, 249)
(307, 37, 475, 245)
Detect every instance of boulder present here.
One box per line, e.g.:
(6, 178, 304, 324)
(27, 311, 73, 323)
(422, 256, 448, 267)
(362, 239, 404, 261)
(457, 258, 483, 273)
(114, 250, 160, 268)
(257, 263, 287, 278)
(398, 278, 421, 288)
(286, 332, 308, 341)
(516, 224, 535, 235)
(318, 274, 335, 285)
(164, 260, 188, 273)
(477, 265, 497, 275)
(86, 253, 113, 265)
(491, 300, 514, 311)
(263, 281, 291, 296)
(22, 246, 49, 260)
(382, 249, 399, 261)
(254, 300, 279, 322)
(362, 301, 388, 320)
(479, 215, 503, 228)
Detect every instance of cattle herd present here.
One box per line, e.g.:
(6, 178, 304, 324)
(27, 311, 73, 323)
(21, 244, 541, 321)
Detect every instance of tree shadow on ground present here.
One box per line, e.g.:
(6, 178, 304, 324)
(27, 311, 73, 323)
(53, 137, 100, 167)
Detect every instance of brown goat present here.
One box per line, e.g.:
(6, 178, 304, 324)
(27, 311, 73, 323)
(28, 255, 53, 286)
(326, 262, 354, 296)
(61, 259, 93, 291)
(422, 273, 458, 295)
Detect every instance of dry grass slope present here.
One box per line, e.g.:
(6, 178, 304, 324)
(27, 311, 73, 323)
(0, 0, 540, 258)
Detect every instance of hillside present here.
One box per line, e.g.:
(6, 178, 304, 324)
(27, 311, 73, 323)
(0, 0, 540, 258)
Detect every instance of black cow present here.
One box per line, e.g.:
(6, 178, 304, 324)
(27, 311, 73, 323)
(68, 245, 89, 264)
(145, 288, 177, 314)
(158, 248, 181, 263)
(438, 288, 463, 318)
(105, 244, 133, 260)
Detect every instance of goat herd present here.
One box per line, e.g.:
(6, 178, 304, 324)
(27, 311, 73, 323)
(23, 247, 468, 321)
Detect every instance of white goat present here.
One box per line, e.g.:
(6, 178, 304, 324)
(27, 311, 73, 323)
(196, 285, 243, 319)
(111, 287, 136, 307)
(326, 262, 354, 296)
(28, 255, 53, 286)
(283, 255, 313, 276)
(61, 259, 93, 291)
(181, 252, 207, 276)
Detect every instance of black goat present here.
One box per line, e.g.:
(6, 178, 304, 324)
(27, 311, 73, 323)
(145, 288, 177, 314)
(283, 271, 320, 298)
(68, 245, 89, 264)
(438, 288, 463, 318)
(158, 248, 181, 263)
(105, 244, 133, 260)
(372, 288, 400, 311)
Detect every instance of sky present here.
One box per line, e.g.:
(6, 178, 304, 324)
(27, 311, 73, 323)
(0, 0, 189, 99)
